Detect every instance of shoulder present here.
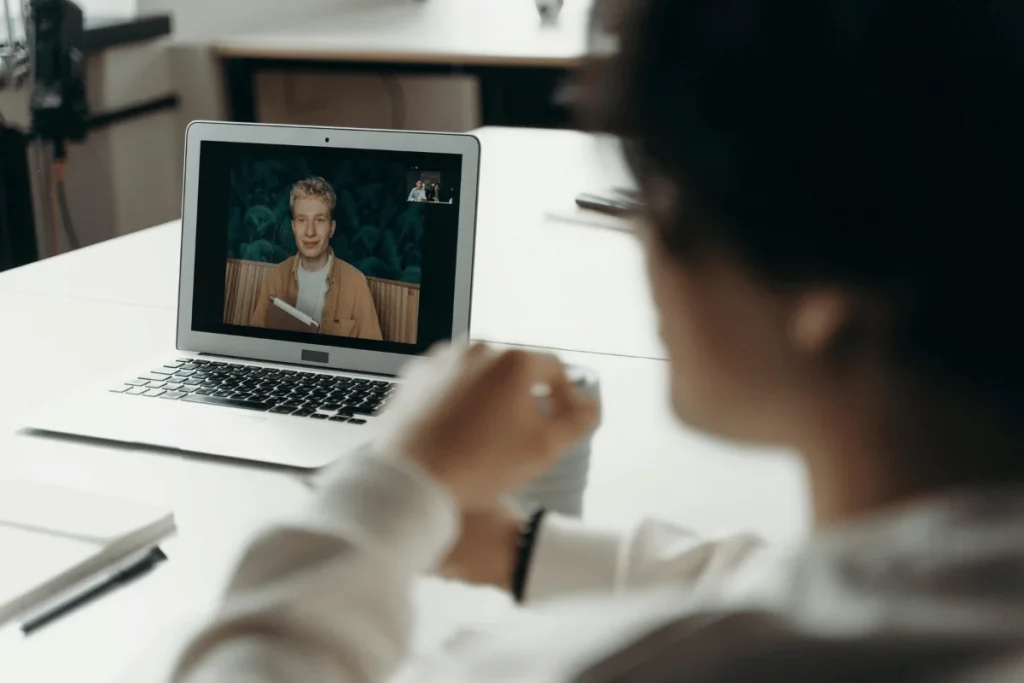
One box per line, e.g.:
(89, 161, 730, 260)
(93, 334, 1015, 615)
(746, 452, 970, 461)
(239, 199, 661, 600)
(272, 257, 295, 274)
(261, 258, 294, 291)
(438, 586, 951, 683)
(332, 257, 369, 284)
(572, 606, 979, 683)
(269, 257, 295, 279)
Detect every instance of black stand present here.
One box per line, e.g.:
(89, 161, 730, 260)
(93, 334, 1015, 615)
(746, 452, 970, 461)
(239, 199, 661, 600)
(0, 126, 39, 271)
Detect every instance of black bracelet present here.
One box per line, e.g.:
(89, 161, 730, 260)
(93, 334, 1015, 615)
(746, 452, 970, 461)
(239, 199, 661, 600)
(512, 507, 547, 604)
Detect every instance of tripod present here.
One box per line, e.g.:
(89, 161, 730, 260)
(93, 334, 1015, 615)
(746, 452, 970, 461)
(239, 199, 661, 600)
(0, 0, 85, 264)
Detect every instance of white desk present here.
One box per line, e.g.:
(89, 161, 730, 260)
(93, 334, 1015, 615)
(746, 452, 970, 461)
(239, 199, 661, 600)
(0, 128, 808, 683)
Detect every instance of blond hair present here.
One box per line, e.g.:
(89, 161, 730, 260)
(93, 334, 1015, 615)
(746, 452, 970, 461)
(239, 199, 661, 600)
(290, 177, 337, 216)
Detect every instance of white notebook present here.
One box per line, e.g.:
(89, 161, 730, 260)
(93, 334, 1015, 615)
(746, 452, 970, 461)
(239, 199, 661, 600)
(0, 479, 176, 626)
(271, 296, 319, 329)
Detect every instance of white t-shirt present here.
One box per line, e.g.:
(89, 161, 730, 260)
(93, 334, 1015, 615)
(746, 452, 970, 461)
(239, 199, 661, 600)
(295, 257, 331, 324)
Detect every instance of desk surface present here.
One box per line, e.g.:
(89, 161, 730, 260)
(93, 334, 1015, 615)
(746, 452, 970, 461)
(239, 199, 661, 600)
(213, 0, 592, 67)
(0, 127, 808, 683)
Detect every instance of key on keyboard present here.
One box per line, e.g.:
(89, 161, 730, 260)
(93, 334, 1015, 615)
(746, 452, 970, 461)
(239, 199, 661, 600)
(119, 360, 396, 423)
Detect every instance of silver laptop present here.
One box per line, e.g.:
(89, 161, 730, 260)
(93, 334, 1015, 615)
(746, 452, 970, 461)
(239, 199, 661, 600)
(26, 122, 480, 469)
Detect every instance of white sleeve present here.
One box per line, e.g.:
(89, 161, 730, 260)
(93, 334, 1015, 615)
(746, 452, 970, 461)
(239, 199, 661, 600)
(169, 449, 459, 683)
(164, 449, 765, 683)
(525, 513, 765, 603)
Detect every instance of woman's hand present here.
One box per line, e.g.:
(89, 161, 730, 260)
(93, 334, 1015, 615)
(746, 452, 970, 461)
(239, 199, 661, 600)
(374, 344, 599, 512)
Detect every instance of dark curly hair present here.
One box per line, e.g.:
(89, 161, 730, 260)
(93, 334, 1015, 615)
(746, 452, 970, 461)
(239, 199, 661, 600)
(581, 0, 1024, 406)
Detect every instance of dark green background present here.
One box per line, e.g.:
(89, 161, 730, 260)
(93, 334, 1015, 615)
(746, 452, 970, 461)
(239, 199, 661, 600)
(227, 155, 425, 284)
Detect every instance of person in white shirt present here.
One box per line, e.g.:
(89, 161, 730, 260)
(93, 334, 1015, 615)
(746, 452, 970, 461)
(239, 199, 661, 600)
(408, 180, 427, 202)
(167, 1, 1024, 682)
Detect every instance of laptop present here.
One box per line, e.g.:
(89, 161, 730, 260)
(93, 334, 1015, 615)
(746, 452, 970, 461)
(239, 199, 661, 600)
(25, 122, 480, 469)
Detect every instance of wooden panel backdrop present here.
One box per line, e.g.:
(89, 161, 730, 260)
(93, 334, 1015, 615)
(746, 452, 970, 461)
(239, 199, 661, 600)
(224, 259, 421, 344)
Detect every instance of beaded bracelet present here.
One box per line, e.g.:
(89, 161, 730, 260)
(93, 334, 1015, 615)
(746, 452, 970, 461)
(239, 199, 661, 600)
(511, 507, 548, 604)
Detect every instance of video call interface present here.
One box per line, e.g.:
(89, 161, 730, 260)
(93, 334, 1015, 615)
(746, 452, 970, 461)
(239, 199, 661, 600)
(190, 141, 465, 355)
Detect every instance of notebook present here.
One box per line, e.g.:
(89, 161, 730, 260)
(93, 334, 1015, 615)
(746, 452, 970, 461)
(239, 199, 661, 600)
(0, 479, 176, 626)
(267, 296, 320, 333)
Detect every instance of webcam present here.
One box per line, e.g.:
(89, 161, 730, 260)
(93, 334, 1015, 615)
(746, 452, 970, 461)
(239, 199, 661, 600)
(324, 137, 330, 143)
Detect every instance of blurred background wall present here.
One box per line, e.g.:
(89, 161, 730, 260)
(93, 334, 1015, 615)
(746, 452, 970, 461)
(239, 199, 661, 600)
(1, 0, 574, 263)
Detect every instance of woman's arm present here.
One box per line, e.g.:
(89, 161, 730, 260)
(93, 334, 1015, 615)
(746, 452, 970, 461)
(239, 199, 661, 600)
(441, 508, 764, 604)
(526, 514, 764, 602)
(166, 345, 767, 683)
(171, 450, 458, 683)
(169, 457, 767, 683)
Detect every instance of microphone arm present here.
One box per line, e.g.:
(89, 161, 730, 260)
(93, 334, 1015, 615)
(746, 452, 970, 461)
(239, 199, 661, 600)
(28, 0, 87, 145)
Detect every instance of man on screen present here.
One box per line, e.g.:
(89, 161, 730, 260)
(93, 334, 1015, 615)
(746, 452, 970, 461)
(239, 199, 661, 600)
(407, 179, 426, 202)
(251, 177, 384, 341)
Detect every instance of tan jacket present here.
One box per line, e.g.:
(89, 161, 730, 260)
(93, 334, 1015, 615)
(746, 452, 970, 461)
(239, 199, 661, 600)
(251, 253, 383, 341)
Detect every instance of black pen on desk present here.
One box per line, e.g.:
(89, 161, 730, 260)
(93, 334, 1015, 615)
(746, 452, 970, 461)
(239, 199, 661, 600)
(575, 191, 644, 216)
(21, 547, 168, 636)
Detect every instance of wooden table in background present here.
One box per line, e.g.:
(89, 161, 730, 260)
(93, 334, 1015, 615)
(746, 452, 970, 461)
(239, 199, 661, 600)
(213, 0, 594, 127)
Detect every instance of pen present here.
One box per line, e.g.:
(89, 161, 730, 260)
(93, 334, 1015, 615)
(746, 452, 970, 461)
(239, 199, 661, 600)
(21, 547, 168, 635)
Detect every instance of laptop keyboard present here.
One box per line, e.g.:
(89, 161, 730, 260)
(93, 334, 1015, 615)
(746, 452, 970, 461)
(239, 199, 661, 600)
(110, 359, 395, 425)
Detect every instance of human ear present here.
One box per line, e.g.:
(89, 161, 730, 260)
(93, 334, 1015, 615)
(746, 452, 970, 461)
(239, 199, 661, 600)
(330, 221, 336, 238)
(788, 289, 856, 355)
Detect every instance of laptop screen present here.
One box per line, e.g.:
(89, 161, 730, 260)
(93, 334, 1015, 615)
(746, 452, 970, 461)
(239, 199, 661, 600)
(188, 140, 465, 356)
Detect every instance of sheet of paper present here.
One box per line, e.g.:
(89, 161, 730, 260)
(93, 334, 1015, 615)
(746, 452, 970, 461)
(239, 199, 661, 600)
(0, 480, 167, 544)
(0, 526, 97, 616)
